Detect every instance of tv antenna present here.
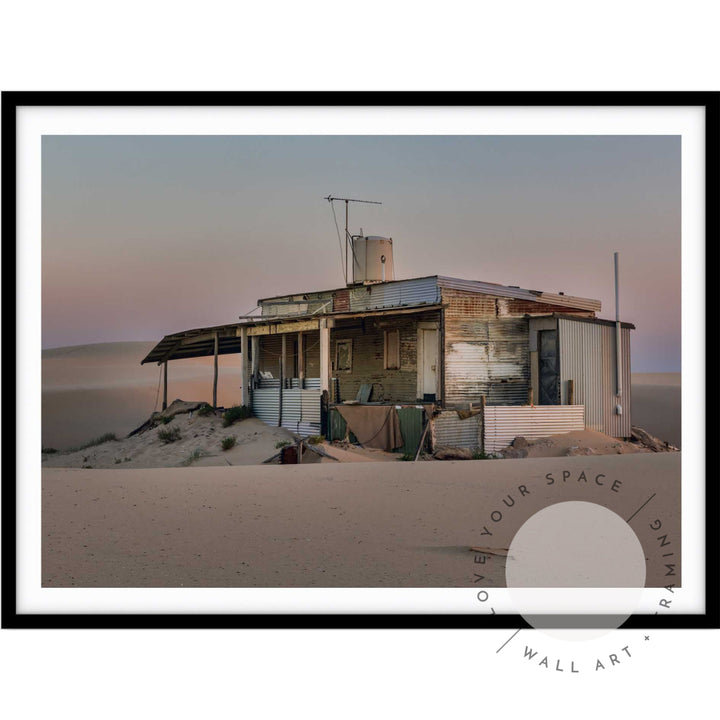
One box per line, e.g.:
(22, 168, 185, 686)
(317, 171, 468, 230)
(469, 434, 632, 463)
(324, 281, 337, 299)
(325, 195, 382, 284)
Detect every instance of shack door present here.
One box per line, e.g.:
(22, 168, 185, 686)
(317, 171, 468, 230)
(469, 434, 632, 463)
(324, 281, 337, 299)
(420, 328, 438, 401)
(538, 329, 559, 405)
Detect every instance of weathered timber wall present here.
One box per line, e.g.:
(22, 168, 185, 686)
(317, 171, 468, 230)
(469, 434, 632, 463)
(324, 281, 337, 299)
(329, 312, 439, 403)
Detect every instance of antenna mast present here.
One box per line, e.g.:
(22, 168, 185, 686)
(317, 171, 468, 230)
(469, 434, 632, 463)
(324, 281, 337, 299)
(325, 195, 382, 284)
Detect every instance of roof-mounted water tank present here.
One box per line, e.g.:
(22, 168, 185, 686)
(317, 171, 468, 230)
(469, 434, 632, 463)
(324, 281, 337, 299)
(351, 235, 394, 285)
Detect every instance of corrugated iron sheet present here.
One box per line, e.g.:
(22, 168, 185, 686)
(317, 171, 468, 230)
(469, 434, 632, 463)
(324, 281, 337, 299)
(289, 377, 321, 389)
(438, 277, 601, 312)
(333, 289, 350, 312)
(261, 299, 309, 317)
(252, 388, 280, 426)
(349, 276, 440, 312)
(497, 298, 595, 318)
(444, 317, 530, 406)
(484, 405, 586, 452)
(281, 386, 322, 436)
(558, 318, 631, 438)
(434, 411, 482, 449)
(255, 386, 322, 435)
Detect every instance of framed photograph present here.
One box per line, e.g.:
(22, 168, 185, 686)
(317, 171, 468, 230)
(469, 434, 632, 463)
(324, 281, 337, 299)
(2, 92, 717, 630)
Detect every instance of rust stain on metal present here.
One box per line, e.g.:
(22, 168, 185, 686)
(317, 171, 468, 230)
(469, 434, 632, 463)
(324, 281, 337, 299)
(333, 289, 350, 312)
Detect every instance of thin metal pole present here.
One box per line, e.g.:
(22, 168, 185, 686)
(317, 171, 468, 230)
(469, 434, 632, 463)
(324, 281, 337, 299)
(614, 252, 622, 398)
(345, 200, 349, 284)
(324, 195, 382, 286)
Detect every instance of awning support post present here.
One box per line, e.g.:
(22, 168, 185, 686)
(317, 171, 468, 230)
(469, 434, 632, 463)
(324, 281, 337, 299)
(162, 360, 168, 411)
(240, 327, 250, 407)
(298, 331, 305, 389)
(251, 334, 259, 383)
(212, 332, 219, 408)
(320, 318, 331, 396)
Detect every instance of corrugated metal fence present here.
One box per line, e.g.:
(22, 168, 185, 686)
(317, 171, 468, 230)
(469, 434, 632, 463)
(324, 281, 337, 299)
(253, 377, 322, 436)
(434, 405, 586, 451)
(434, 411, 482, 449)
(484, 405, 585, 452)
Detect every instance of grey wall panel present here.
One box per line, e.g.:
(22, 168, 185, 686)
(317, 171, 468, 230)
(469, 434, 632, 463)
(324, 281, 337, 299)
(558, 318, 632, 437)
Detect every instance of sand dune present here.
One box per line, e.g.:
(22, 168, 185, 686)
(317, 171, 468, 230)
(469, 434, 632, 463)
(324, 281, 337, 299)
(42, 412, 300, 469)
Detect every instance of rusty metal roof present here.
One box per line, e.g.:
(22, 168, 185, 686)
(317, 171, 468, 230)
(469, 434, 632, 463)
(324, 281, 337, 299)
(258, 275, 602, 313)
(436, 277, 602, 312)
(143, 276, 604, 365)
(140, 323, 246, 365)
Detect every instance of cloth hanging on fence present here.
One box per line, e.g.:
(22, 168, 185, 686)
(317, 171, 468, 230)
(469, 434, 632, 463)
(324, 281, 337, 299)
(337, 405, 403, 451)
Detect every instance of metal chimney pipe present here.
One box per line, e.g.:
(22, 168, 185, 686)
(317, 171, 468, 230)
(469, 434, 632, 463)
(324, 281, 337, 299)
(614, 252, 622, 399)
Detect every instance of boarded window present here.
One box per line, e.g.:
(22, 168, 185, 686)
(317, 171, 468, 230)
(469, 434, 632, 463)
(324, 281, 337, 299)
(335, 339, 352, 372)
(384, 329, 400, 369)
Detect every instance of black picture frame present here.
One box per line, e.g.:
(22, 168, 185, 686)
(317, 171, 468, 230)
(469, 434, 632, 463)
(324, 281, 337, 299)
(2, 91, 717, 630)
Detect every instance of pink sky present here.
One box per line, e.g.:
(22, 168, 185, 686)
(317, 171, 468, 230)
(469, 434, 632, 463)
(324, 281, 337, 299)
(42, 135, 681, 371)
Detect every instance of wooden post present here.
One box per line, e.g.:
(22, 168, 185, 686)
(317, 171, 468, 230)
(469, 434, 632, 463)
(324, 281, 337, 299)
(240, 326, 250, 407)
(162, 360, 168, 411)
(279, 334, 285, 427)
(297, 331, 305, 389)
(251, 334, 259, 382)
(319, 319, 331, 396)
(568, 379, 575, 406)
(527, 386, 533, 406)
(281, 334, 287, 387)
(212, 332, 219, 408)
(480, 395, 486, 454)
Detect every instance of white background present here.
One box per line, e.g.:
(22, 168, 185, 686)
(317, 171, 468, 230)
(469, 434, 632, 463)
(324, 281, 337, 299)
(1, 1, 718, 718)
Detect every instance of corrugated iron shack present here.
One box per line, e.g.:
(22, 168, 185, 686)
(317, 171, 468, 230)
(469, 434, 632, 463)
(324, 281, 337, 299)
(142, 272, 634, 451)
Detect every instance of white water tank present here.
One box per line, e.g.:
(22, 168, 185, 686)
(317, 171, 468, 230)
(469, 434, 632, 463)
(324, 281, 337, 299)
(351, 235, 394, 284)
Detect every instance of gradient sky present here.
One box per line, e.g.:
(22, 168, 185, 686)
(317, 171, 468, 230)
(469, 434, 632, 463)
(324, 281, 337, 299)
(42, 135, 681, 371)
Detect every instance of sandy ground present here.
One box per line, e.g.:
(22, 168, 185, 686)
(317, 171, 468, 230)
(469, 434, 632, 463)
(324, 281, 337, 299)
(631, 373, 681, 448)
(42, 453, 680, 588)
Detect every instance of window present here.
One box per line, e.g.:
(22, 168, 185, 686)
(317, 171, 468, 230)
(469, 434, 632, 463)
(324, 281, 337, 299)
(384, 329, 400, 369)
(335, 339, 352, 372)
